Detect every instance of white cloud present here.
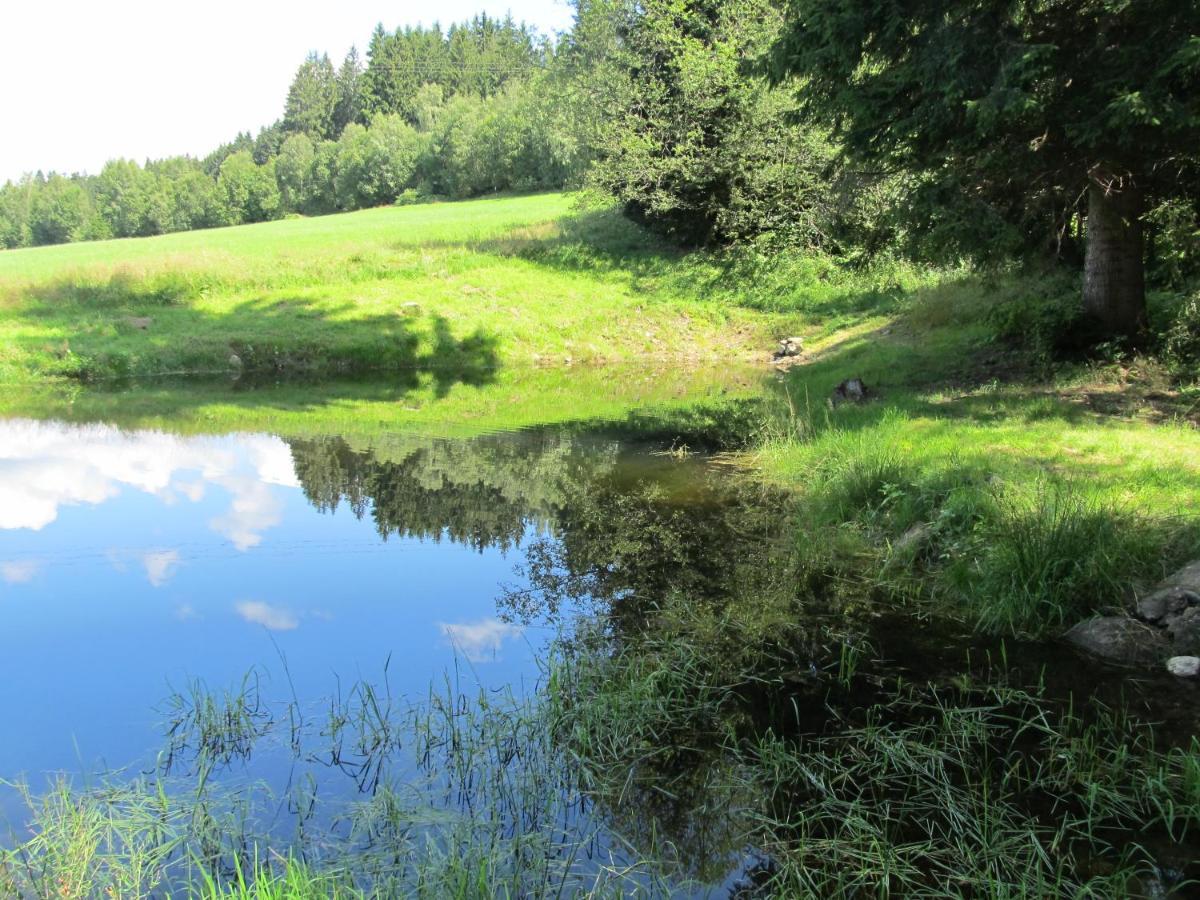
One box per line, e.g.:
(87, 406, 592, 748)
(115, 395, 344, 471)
(1, 560, 40, 584)
(236, 600, 299, 631)
(0, 419, 296, 551)
(209, 475, 284, 551)
(175, 604, 199, 621)
(439, 618, 525, 663)
(142, 550, 181, 587)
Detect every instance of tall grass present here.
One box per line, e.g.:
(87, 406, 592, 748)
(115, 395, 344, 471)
(968, 487, 1177, 635)
(1, 659, 684, 899)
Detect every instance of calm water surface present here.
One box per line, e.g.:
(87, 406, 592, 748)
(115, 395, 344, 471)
(0, 419, 565, 777)
(4, 378, 1197, 894)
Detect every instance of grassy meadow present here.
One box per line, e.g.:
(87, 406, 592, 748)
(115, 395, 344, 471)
(0, 193, 789, 382)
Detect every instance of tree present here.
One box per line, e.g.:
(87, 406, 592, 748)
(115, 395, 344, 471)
(283, 53, 338, 140)
(0, 178, 35, 248)
(334, 117, 424, 209)
(30, 175, 98, 245)
(275, 132, 316, 212)
(575, 0, 847, 248)
(333, 47, 365, 134)
(95, 159, 151, 237)
(764, 0, 1200, 339)
(218, 152, 281, 223)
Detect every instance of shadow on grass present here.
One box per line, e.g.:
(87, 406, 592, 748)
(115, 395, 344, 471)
(13, 283, 500, 397)
(414, 207, 914, 320)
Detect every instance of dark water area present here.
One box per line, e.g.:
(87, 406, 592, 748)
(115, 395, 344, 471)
(1, 379, 1198, 896)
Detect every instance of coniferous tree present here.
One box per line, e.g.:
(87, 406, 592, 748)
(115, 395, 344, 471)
(333, 47, 365, 134)
(763, 0, 1200, 339)
(283, 53, 338, 140)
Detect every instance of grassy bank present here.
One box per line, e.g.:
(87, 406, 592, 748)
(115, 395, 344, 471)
(0, 193, 794, 382)
(751, 275, 1200, 636)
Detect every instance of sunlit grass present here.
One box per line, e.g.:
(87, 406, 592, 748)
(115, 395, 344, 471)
(0, 194, 792, 382)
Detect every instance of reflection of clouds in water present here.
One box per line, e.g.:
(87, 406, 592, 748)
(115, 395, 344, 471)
(1, 559, 40, 584)
(0, 419, 297, 550)
(208, 475, 283, 551)
(236, 600, 299, 631)
(439, 618, 525, 662)
(142, 550, 180, 587)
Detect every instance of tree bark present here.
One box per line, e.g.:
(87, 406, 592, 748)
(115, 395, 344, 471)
(1083, 165, 1146, 339)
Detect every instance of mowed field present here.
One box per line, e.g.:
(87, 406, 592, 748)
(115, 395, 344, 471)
(0, 193, 785, 382)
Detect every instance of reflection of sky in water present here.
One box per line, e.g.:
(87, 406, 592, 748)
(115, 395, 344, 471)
(0, 419, 538, 778)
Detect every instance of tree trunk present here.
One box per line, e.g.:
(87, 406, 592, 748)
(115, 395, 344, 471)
(1083, 165, 1146, 339)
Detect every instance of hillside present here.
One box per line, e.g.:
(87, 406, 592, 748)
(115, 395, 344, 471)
(0, 193, 788, 382)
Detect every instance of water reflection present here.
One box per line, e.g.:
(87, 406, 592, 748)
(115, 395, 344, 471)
(0, 410, 835, 891)
(0, 418, 294, 549)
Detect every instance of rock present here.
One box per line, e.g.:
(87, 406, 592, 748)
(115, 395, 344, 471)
(773, 336, 803, 360)
(227, 353, 243, 369)
(1135, 585, 1198, 624)
(891, 523, 931, 557)
(1160, 560, 1200, 593)
(1166, 606, 1200, 655)
(830, 377, 870, 406)
(1063, 616, 1168, 665)
(1166, 656, 1200, 677)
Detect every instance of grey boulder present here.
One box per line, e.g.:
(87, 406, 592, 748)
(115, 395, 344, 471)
(1063, 617, 1168, 665)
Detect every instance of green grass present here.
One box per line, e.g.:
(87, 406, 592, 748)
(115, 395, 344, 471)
(0, 193, 792, 382)
(750, 273, 1200, 635)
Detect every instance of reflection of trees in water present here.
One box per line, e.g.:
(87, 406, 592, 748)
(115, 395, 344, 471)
(286, 425, 809, 882)
(287, 430, 619, 552)
(502, 467, 796, 628)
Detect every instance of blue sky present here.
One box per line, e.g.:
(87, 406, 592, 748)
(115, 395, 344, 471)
(0, 0, 575, 183)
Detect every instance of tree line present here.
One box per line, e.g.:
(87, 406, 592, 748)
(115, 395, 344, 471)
(0, 14, 581, 248)
(3, 0, 1198, 339)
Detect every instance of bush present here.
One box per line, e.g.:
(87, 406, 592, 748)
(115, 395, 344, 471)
(985, 278, 1088, 363)
(1163, 291, 1200, 374)
(1147, 197, 1200, 289)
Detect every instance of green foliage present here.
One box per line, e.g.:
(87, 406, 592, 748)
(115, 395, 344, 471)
(764, 0, 1200, 261)
(30, 174, 98, 245)
(218, 152, 281, 224)
(1147, 197, 1200, 289)
(1163, 291, 1200, 374)
(333, 118, 425, 209)
(273, 133, 316, 213)
(578, 0, 872, 251)
(984, 276, 1087, 363)
(282, 53, 338, 140)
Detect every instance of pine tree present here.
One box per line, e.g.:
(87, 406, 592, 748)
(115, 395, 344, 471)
(283, 53, 338, 140)
(333, 47, 365, 134)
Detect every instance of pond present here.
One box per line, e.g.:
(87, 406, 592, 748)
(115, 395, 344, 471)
(1, 372, 1197, 897)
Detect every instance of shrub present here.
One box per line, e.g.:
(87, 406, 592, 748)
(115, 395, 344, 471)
(1163, 291, 1200, 374)
(985, 278, 1089, 363)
